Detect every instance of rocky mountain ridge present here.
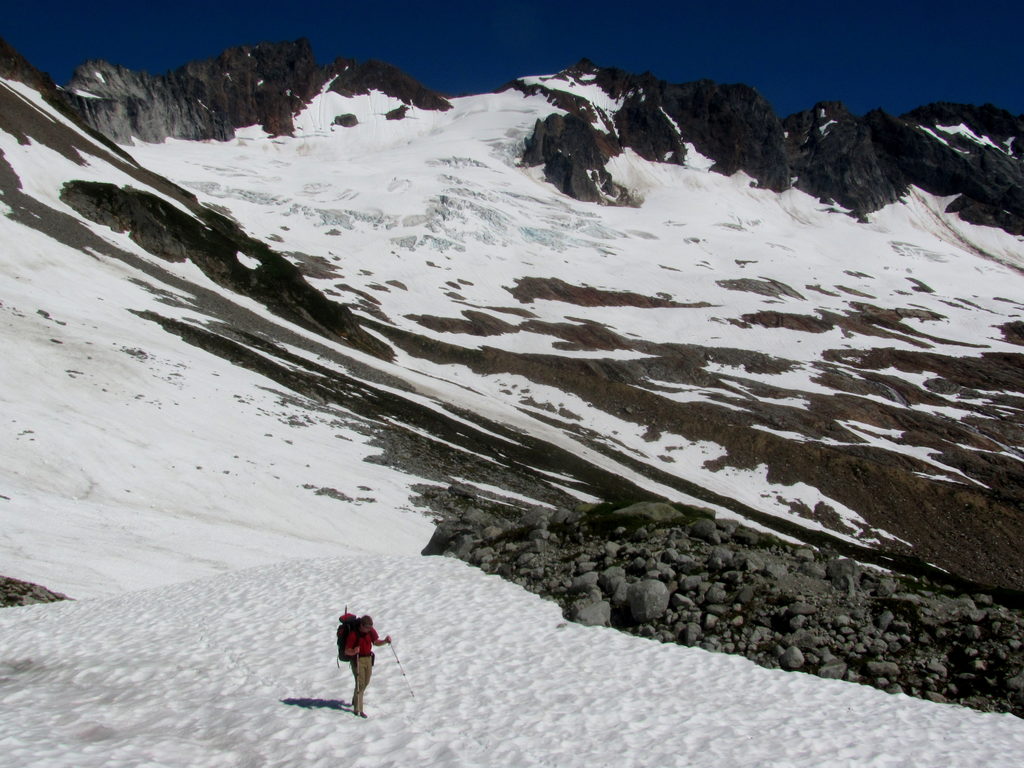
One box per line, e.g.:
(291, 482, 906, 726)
(63, 38, 453, 143)
(512, 59, 1024, 235)
(53, 41, 1024, 237)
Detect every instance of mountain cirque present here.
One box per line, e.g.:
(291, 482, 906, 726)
(3, 37, 1024, 601)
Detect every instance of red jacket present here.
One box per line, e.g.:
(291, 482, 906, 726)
(346, 627, 379, 658)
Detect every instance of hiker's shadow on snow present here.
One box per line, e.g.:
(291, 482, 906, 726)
(280, 697, 352, 712)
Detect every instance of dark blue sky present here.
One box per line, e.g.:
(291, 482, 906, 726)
(5, 0, 1022, 118)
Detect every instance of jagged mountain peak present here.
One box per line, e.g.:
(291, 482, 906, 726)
(901, 101, 1024, 160)
(505, 59, 1024, 234)
(71, 37, 318, 83)
(513, 59, 789, 202)
(64, 41, 318, 141)
(324, 57, 452, 111)
(904, 100, 1024, 131)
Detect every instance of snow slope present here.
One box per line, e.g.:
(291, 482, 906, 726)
(3, 555, 1024, 768)
(0, 206, 435, 595)
(0, 77, 439, 596)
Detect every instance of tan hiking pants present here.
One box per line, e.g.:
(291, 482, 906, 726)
(350, 656, 373, 713)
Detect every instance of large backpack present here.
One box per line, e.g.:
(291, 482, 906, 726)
(337, 612, 361, 662)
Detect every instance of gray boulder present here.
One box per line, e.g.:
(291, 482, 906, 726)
(866, 661, 901, 678)
(571, 600, 612, 627)
(707, 546, 734, 570)
(779, 646, 805, 670)
(628, 579, 670, 623)
(875, 578, 898, 598)
(736, 585, 756, 604)
(763, 561, 789, 580)
(614, 502, 683, 523)
(570, 572, 600, 593)
(688, 518, 720, 544)
(786, 602, 818, 617)
(818, 661, 848, 679)
(732, 528, 761, 546)
(521, 506, 553, 529)
(599, 566, 627, 591)
(420, 523, 457, 556)
(674, 555, 702, 575)
(681, 623, 703, 646)
(704, 584, 729, 605)
(737, 552, 765, 572)
(826, 558, 861, 596)
(600, 567, 630, 606)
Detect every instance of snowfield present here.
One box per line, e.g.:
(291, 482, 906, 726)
(3, 555, 1024, 768)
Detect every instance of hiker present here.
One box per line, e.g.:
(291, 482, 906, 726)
(344, 614, 391, 718)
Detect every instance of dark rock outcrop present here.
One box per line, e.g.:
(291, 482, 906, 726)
(507, 276, 693, 308)
(1, 575, 68, 607)
(654, 78, 790, 191)
(514, 60, 790, 200)
(786, 101, 1024, 232)
(0, 36, 58, 93)
(880, 105, 1024, 234)
(523, 112, 629, 203)
(784, 101, 903, 215)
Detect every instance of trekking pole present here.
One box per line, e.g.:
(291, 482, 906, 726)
(389, 642, 416, 699)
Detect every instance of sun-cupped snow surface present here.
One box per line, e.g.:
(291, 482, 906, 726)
(2, 555, 1023, 768)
